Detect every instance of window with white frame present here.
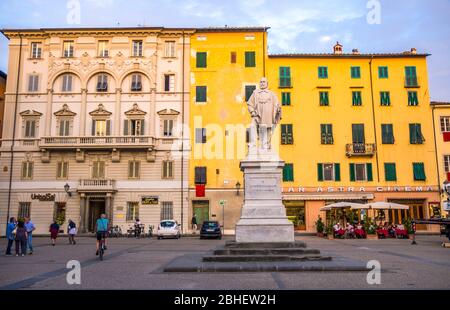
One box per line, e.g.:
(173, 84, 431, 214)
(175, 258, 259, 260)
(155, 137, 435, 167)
(323, 163, 335, 181)
(31, 42, 42, 58)
(162, 161, 174, 179)
(21, 161, 34, 180)
(28, 75, 39, 92)
(355, 163, 367, 181)
(163, 119, 174, 137)
(92, 161, 105, 179)
(131, 74, 142, 91)
(63, 41, 74, 58)
(164, 41, 176, 57)
(164, 74, 175, 92)
(444, 155, 450, 173)
(160, 201, 173, 220)
(61, 74, 73, 92)
(441, 117, 450, 133)
(128, 160, 140, 179)
(126, 202, 139, 222)
(18, 202, 31, 218)
(96, 74, 108, 92)
(56, 161, 68, 179)
(132, 40, 143, 57)
(98, 40, 109, 57)
(58, 119, 71, 136)
(24, 119, 36, 138)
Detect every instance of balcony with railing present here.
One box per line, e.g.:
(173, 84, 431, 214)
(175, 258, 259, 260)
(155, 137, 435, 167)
(78, 179, 116, 193)
(40, 136, 155, 150)
(404, 76, 420, 88)
(345, 143, 376, 157)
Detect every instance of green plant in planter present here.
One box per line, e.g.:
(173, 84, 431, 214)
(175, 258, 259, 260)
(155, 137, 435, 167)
(55, 214, 65, 226)
(402, 217, 414, 234)
(363, 216, 376, 234)
(315, 216, 324, 233)
(325, 221, 334, 236)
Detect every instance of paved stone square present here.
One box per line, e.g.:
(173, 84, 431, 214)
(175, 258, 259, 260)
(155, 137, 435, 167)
(0, 235, 449, 289)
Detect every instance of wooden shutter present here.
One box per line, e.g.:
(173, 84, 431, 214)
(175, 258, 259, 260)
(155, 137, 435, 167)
(317, 163, 323, 181)
(123, 120, 129, 135)
(352, 124, 365, 144)
(245, 51, 255, 67)
(196, 52, 207, 68)
(30, 120, 36, 138)
(231, 52, 236, 63)
(106, 120, 111, 136)
(385, 163, 396, 181)
(349, 164, 355, 182)
(334, 163, 341, 181)
(140, 120, 145, 135)
(195, 167, 207, 184)
(245, 85, 256, 102)
(367, 163, 373, 181)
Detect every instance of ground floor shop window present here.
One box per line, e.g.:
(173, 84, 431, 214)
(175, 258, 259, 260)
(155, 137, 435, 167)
(161, 201, 173, 220)
(387, 200, 426, 230)
(283, 200, 305, 230)
(126, 202, 139, 222)
(53, 202, 66, 226)
(18, 202, 31, 219)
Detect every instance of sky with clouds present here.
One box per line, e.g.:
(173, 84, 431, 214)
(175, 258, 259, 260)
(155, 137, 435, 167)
(0, 0, 449, 100)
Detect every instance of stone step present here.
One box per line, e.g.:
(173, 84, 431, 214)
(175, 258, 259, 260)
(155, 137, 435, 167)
(214, 248, 320, 256)
(202, 254, 332, 262)
(225, 241, 307, 249)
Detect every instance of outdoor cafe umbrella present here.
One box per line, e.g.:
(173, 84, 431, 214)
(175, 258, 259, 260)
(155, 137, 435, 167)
(363, 201, 410, 210)
(319, 202, 367, 211)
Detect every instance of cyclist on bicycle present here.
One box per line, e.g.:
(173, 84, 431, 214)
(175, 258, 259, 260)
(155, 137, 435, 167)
(95, 213, 110, 256)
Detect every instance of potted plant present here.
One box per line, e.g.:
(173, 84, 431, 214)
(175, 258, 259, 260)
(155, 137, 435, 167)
(364, 216, 377, 239)
(315, 216, 325, 237)
(326, 222, 334, 239)
(403, 218, 414, 239)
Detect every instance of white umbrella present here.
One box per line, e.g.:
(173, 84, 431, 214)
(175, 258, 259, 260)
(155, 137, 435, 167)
(364, 201, 410, 210)
(319, 202, 367, 211)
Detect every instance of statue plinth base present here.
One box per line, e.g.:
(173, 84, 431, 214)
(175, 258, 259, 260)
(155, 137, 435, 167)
(235, 150, 294, 243)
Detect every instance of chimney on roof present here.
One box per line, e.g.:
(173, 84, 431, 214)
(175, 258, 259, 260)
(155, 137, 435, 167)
(333, 42, 343, 55)
(352, 48, 360, 55)
(411, 47, 417, 54)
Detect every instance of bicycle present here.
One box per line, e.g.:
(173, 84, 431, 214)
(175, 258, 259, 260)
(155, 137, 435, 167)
(99, 232, 106, 261)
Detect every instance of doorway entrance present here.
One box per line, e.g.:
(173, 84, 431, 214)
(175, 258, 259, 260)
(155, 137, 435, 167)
(192, 200, 209, 227)
(283, 200, 306, 231)
(88, 198, 106, 232)
(388, 199, 426, 230)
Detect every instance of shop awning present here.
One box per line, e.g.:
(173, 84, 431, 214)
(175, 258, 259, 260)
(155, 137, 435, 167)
(283, 193, 374, 201)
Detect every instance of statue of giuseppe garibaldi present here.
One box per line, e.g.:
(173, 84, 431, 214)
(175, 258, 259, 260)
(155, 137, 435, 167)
(247, 77, 282, 151)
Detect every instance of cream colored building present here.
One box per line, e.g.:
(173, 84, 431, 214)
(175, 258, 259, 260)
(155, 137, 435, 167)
(0, 70, 6, 139)
(0, 28, 192, 234)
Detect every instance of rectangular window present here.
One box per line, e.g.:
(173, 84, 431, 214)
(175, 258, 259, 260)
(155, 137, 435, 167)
(56, 161, 69, 179)
(96, 74, 108, 92)
(351, 66, 361, 79)
(131, 74, 142, 91)
(352, 91, 362, 106)
(132, 40, 143, 57)
(283, 164, 294, 182)
(195, 167, 207, 184)
(317, 163, 341, 182)
(352, 124, 365, 144)
(128, 161, 140, 179)
(380, 91, 391, 106)
(245, 51, 256, 67)
(196, 86, 207, 102)
(381, 124, 394, 144)
(245, 85, 256, 102)
(92, 161, 105, 179)
(92, 119, 110, 136)
(98, 40, 109, 57)
(405, 66, 418, 87)
(164, 74, 175, 92)
(444, 155, 450, 173)
(160, 202, 173, 221)
(409, 123, 424, 144)
(408, 91, 419, 106)
(350, 163, 373, 182)
(62, 74, 73, 92)
(384, 163, 397, 181)
(24, 120, 36, 138)
(31, 42, 42, 58)
(281, 92, 291, 106)
(163, 119, 174, 137)
(164, 41, 176, 57)
(230, 52, 237, 64)
(441, 117, 450, 132)
(63, 41, 74, 58)
(21, 161, 33, 179)
(320, 124, 333, 144)
(28, 75, 39, 92)
(413, 162, 426, 181)
(196, 52, 207, 68)
(126, 202, 139, 222)
(162, 161, 174, 179)
(195, 128, 206, 143)
(124, 119, 144, 136)
(281, 124, 293, 145)
(18, 202, 31, 219)
(318, 66, 328, 79)
(59, 119, 70, 136)
(378, 66, 388, 79)
(319, 91, 329, 106)
(279, 66, 291, 87)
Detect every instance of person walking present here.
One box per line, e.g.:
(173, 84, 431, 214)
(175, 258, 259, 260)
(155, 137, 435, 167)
(67, 219, 77, 245)
(15, 221, 28, 257)
(24, 217, 36, 255)
(191, 214, 197, 233)
(5, 217, 17, 256)
(49, 221, 60, 246)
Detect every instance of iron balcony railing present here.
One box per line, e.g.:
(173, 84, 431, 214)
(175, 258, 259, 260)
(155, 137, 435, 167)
(345, 143, 376, 157)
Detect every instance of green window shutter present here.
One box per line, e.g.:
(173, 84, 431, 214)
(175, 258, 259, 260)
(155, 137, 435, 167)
(196, 86, 207, 102)
(352, 91, 362, 106)
(349, 164, 355, 182)
(245, 51, 256, 67)
(409, 124, 415, 143)
(384, 163, 397, 181)
(317, 163, 323, 181)
(366, 163, 373, 181)
(279, 67, 291, 87)
(196, 52, 207, 68)
(408, 91, 419, 106)
(413, 162, 426, 181)
(381, 92, 391, 106)
(379, 66, 388, 78)
(405, 66, 417, 86)
(245, 85, 256, 102)
(382, 124, 394, 144)
(352, 124, 365, 144)
(283, 164, 294, 182)
(334, 163, 341, 181)
(287, 124, 293, 144)
(351, 66, 360, 78)
(282, 92, 291, 106)
(320, 92, 329, 106)
(319, 66, 328, 78)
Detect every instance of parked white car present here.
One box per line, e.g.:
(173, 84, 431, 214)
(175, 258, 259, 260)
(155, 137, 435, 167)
(156, 220, 181, 239)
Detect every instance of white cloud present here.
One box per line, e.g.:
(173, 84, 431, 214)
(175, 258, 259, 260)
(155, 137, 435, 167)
(319, 35, 332, 43)
(84, 0, 115, 9)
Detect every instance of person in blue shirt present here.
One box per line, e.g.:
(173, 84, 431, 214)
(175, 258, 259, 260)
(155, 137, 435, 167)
(5, 217, 16, 256)
(95, 214, 110, 255)
(24, 217, 36, 255)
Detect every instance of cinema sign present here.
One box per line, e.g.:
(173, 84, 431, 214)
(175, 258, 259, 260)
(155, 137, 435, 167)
(282, 186, 439, 193)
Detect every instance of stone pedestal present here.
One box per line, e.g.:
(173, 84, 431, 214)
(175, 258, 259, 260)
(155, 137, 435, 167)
(235, 150, 294, 243)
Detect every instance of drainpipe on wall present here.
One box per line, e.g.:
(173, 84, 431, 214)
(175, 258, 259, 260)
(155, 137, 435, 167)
(369, 56, 381, 182)
(6, 33, 23, 234)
